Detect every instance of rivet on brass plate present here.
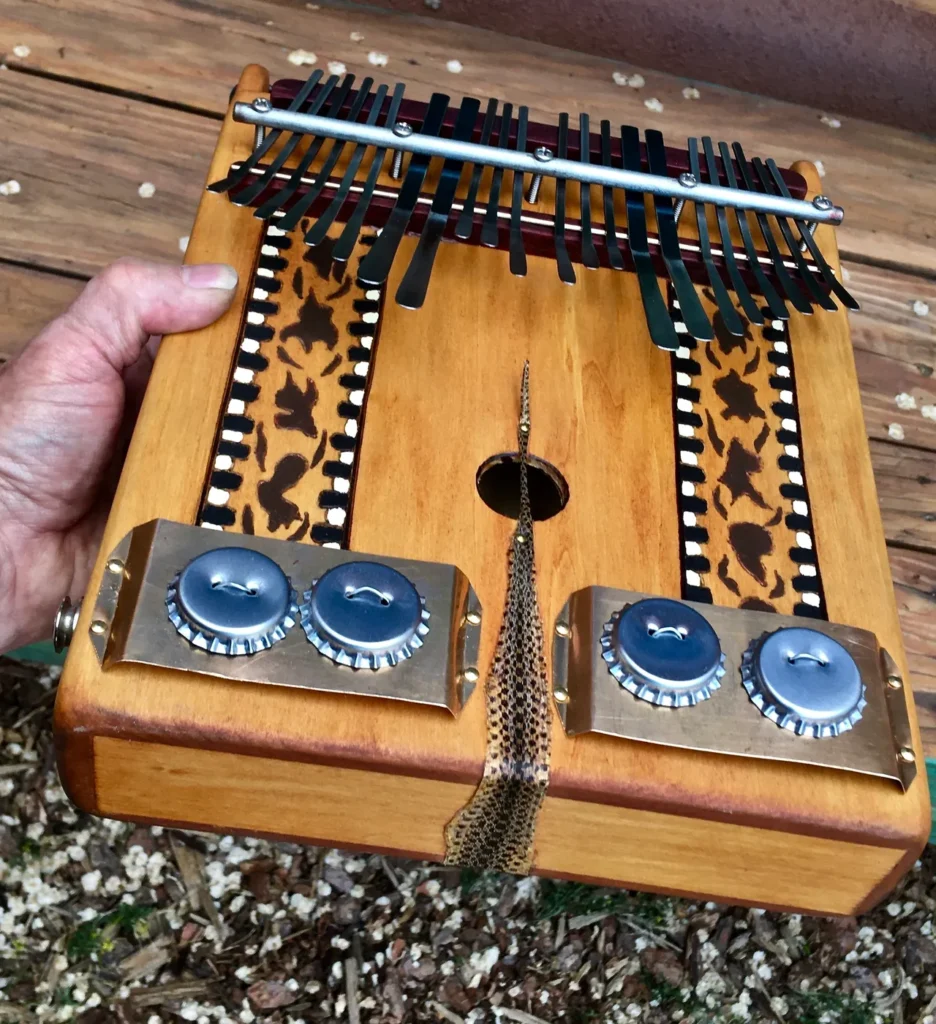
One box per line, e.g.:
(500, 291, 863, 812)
(106, 559, 125, 575)
(887, 675, 903, 690)
(466, 611, 482, 626)
(899, 747, 916, 764)
(90, 620, 108, 635)
(554, 688, 570, 704)
(463, 668, 480, 684)
(555, 622, 571, 638)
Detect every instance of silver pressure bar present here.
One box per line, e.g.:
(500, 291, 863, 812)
(233, 101, 845, 225)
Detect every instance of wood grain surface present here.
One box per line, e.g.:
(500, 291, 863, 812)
(2, 0, 936, 272)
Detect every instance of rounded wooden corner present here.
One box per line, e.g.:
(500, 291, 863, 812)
(53, 725, 98, 815)
(235, 64, 271, 98)
(789, 159, 822, 198)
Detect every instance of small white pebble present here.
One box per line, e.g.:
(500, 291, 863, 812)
(682, 86, 700, 100)
(888, 423, 905, 441)
(350, 31, 364, 42)
(137, 182, 156, 199)
(0, 179, 22, 196)
(820, 114, 842, 129)
(912, 299, 930, 317)
(644, 97, 664, 113)
(327, 60, 347, 75)
(612, 71, 645, 89)
(922, 404, 936, 421)
(895, 392, 917, 411)
(305, 2, 319, 7)
(814, 159, 826, 177)
(367, 51, 388, 67)
(446, 59, 463, 74)
(287, 49, 317, 67)
(13, 44, 31, 58)
(178, 235, 190, 253)
(886, 902, 902, 917)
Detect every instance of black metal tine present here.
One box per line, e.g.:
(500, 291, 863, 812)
(578, 114, 600, 269)
(233, 74, 346, 209)
(553, 113, 577, 285)
(208, 70, 324, 194)
(700, 137, 764, 326)
(358, 91, 451, 286)
(480, 103, 513, 248)
(304, 83, 389, 247)
(765, 158, 859, 311)
(277, 77, 374, 232)
(455, 97, 498, 240)
(600, 120, 624, 271)
(508, 106, 529, 277)
(620, 125, 679, 350)
(644, 129, 713, 341)
(713, 139, 789, 321)
(332, 83, 406, 263)
(749, 155, 836, 312)
(687, 138, 745, 336)
(728, 142, 813, 315)
(396, 98, 482, 309)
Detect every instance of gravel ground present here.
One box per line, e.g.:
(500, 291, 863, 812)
(2, 656, 935, 1024)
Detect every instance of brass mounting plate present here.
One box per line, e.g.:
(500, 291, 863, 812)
(89, 519, 481, 714)
(552, 586, 915, 789)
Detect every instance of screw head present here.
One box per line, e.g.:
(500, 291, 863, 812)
(465, 611, 482, 626)
(252, 97, 272, 112)
(106, 559, 125, 575)
(553, 688, 570, 704)
(678, 172, 698, 188)
(812, 195, 833, 211)
(555, 622, 571, 638)
(90, 620, 108, 635)
(887, 674, 903, 690)
(533, 146, 554, 163)
(899, 746, 916, 764)
(463, 667, 480, 684)
(392, 121, 414, 138)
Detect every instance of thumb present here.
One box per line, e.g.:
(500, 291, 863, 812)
(28, 258, 239, 380)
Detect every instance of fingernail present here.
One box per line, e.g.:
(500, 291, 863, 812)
(182, 263, 238, 290)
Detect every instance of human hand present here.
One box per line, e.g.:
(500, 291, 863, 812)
(0, 259, 238, 653)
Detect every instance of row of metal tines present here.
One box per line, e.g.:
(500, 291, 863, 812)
(210, 70, 858, 350)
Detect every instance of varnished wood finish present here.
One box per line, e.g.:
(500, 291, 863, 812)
(44, 63, 932, 910)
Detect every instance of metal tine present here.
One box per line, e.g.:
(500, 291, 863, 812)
(727, 142, 814, 315)
(208, 70, 324, 194)
(600, 120, 624, 271)
(357, 91, 451, 286)
(687, 138, 745, 336)
(233, 74, 345, 208)
(748, 155, 836, 312)
(553, 113, 576, 285)
(706, 137, 788, 321)
(455, 97, 498, 240)
(578, 114, 600, 269)
(396, 98, 482, 309)
(765, 158, 859, 311)
(620, 125, 680, 350)
(331, 83, 406, 263)
(480, 104, 513, 248)
(304, 83, 389, 247)
(644, 129, 713, 341)
(276, 77, 375, 233)
(248, 75, 354, 215)
(508, 106, 529, 277)
(699, 137, 764, 325)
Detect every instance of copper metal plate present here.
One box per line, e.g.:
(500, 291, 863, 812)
(90, 519, 481, 714)
(552, 586, 915, 789)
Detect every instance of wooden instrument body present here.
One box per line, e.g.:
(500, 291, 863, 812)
(54, 65, 930, 915)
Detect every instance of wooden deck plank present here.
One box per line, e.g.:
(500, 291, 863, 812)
(868, 440, 936, 553)
(0, 264, 84, 360)
(892, 549, 936, 754)
(2, 0, 936, 273)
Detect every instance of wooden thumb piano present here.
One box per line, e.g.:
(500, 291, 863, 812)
(53, 63, 930, 915)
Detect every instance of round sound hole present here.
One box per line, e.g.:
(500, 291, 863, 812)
(476, 453, 569, 522)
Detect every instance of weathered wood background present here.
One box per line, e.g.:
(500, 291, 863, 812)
(1, 0, 934, 749)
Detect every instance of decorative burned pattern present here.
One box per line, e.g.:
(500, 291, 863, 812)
(671, 289, 825, 618)
(197, 220, 382, 548)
